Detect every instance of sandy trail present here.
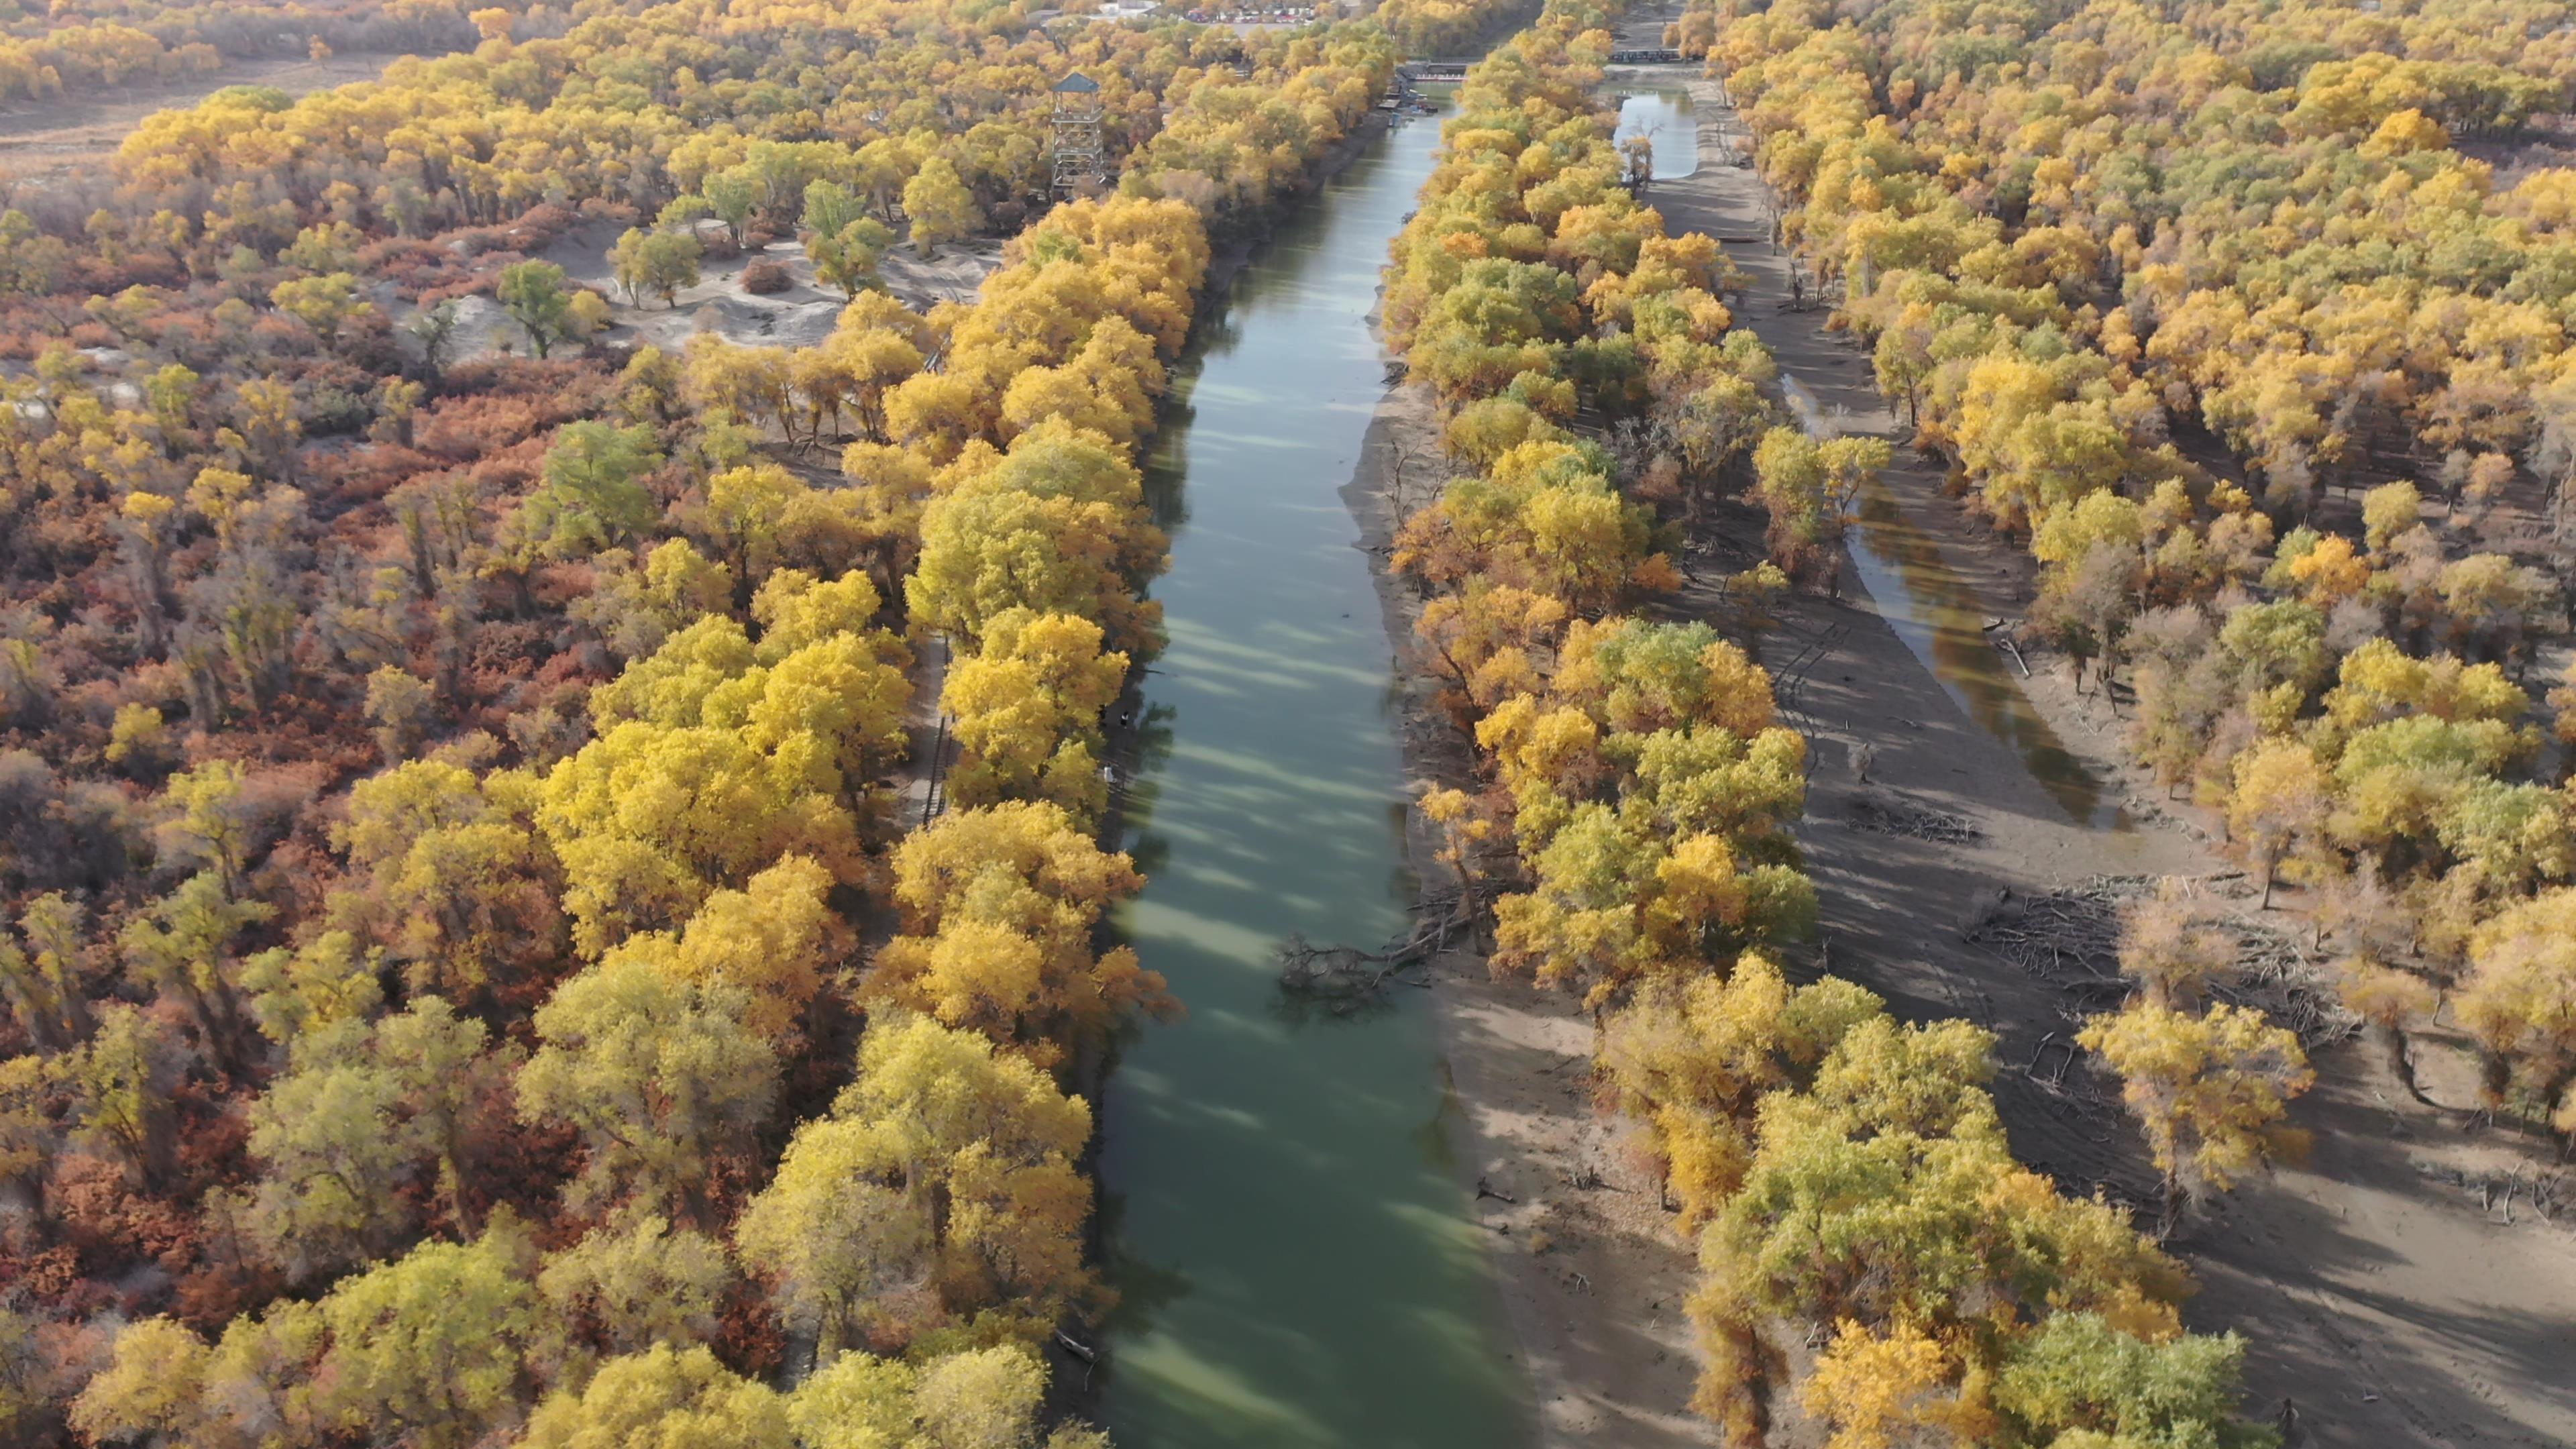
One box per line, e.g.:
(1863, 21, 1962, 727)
(1647, 55, 2576, 1449)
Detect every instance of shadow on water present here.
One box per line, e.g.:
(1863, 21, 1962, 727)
(1780, 376, 2122, 828)
(1093, 102, 1537, 1449)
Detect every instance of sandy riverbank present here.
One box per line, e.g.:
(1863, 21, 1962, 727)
(1341, 382, 1722, 1449)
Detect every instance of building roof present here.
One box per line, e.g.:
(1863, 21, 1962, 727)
(1055, 70, 1101, 92)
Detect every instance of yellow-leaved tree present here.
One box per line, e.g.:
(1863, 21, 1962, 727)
(941, 608, 1128, 822)
(2455, 887, 2576, 1132)
(868, 802, 1172, 1066)
(2079, 1001, 2314, 1233)
(734, 1014, 1093, 1354)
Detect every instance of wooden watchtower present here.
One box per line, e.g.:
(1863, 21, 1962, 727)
(1051, 72, 1106, 195)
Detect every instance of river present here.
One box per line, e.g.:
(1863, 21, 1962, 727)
(1092, 107, 1536, 1448)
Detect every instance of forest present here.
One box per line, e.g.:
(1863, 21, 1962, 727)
(1372, 1, 2292, 1441)
(1694, 0, 2576, 1159)
(0, 0, 1496, 1440)
(7, 0, 2576, 1437)
(1360, 0, 2576, 1435)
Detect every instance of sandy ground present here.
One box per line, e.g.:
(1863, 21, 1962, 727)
(429, 219, 1005, 364)
(1645, 54, 2576, 1449)
(0, 52, 409, 191)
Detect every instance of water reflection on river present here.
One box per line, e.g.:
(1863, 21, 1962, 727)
(1093, 105, 1536, 1449)
(1780, 377, 2121, 827)
(1615, 87, 1697, 180)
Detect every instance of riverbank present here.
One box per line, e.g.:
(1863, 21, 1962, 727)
(1653, 59, 2576, 1449)
(1341, 384, 1721, 1449)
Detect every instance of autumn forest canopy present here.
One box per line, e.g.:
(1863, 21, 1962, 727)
(0, 0, 1501, 1437)
(1379, 0, 2576, 1436)
(2, 0, 2576, 1439)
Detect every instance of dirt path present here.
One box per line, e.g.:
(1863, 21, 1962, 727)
(890, 633, 953, 837)
(1646, 58, 2576, 1449)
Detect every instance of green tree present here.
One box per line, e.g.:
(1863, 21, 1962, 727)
(902, 157, 981, 258)
(532, 420, 663, 555)
(60, 1003, 175, 1182)
(0, 892, 91, 1049)
(498, 259, 576, 359)
(704, 168, 761, 248)
(119, 870, 271, 1070)
(610, 226, 704, 308)
(244, 1016, 419, 1280)
(379, 995, 508, 1233)
(69, 1318, 218, 1446)
(806, 181, 896, 299)
(246, 995, 504, 1275)
(2361, 479, 2422, 553)
(539, 1211, 733, 1356)
(0, 210, 68, 297)
(1993, 1312, 2270, 1449)
(1748, 428, 1888, 590)
(314, 1230, 547, 1449)
(156, 758, 252, 887)
(1692, 1012, 2189, 1436)
(1600, 954, 1880, 1226)
(269, 271, 372, 339)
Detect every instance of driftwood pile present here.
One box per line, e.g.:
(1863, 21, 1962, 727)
(1848, 792, 1982, 845)
(1276, 891, 1472, 1012)
(2210, 918, 2363, 1048)
(1962, 879, 2125, 988)
(1965, 875, 2361, 1046)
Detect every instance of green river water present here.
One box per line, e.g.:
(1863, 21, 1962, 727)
(1093, 107, 1538, 1448)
